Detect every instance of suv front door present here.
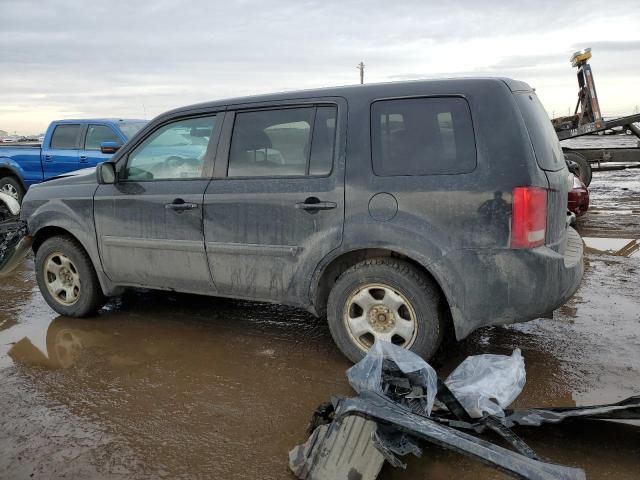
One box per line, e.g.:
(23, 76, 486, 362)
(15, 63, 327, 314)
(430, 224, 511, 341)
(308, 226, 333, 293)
(94, 113, 221, 293)
(203, 100, 346, 304)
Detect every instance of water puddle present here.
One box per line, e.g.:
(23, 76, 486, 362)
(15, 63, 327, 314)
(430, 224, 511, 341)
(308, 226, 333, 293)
(583, 237, 640, 257)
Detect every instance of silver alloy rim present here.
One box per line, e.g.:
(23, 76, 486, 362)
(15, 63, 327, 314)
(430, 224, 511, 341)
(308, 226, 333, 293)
(44, 252, 81, 306)
(0, 183, 19, 200)
(344, 283, 417, 351)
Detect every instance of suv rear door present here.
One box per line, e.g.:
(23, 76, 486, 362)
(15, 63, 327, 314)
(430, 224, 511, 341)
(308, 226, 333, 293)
(203, 99, 346, 304)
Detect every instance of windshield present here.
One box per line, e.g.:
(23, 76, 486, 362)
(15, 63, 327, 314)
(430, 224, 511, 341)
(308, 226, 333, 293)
(118, 122, 147, 140)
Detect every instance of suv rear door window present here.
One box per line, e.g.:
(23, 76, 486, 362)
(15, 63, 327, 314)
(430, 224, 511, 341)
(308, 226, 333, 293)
(50, 124, 81, 149)
(371, 97, 476, 176)
(228, 106, 337, 177)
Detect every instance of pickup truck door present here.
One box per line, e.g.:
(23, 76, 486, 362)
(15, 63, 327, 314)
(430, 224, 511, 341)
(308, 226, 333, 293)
(202, 101, 345, 305)
(94, 113, 221, 293)
(43, 124, 81, 179)
(79, 124, 124, 167)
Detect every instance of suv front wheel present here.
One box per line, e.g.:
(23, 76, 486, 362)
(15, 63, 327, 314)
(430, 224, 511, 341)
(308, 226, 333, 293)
(35, 236, 106, 317)
(327, 258, 445, 363)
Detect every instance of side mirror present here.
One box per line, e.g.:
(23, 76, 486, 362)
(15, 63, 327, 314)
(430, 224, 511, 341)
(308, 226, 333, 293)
(100, 141, 121, 154)
(96, 162, 117, 184)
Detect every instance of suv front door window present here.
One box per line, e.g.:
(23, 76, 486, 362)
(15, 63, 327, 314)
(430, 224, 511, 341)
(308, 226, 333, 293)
(125, 117, 216, 181)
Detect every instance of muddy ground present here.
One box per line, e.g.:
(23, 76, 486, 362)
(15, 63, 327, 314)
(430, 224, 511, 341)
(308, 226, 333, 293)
(1, 167, 639, 479)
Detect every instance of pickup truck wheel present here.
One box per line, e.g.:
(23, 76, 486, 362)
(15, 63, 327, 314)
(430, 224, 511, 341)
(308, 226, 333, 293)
(35, 236, 106, 317)
(327, 258, 444, 363)
(0, 176, 24, 203)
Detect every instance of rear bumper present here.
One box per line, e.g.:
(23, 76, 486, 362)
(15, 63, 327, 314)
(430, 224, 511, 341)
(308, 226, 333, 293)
(447, 227, 584, 339)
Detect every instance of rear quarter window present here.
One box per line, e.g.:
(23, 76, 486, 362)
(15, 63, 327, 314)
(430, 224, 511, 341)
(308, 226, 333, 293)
(515, 93, 565, 171)
(371, 97, 476, 176)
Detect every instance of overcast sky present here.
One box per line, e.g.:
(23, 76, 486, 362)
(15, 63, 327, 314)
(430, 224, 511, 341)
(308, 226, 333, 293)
(1, 0, 639, 134)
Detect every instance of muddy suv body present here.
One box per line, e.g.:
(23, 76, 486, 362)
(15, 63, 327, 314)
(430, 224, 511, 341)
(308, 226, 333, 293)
(20, 78, 583, 362)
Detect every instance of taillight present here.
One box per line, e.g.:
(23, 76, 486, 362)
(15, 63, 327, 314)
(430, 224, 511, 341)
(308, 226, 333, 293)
(511, 186, 547, 249)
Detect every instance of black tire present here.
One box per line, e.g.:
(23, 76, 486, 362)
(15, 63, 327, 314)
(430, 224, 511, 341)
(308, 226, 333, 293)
(0, 176, 25, 203)
(326, 258, 445, 363)
(35, 236, 106, 317)
(564, 151, 592, 187)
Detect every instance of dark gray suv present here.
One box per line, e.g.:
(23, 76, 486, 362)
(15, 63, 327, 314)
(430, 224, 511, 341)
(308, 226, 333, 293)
(19, 79, 583, 362)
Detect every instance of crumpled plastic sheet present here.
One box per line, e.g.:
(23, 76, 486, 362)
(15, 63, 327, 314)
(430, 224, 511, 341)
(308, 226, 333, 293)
(445, 348, 526, 418)
(346, 341, 438, 416)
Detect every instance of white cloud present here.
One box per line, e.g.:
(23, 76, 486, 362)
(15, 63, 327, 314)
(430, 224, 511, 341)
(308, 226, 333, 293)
(1, 0, 639, 133)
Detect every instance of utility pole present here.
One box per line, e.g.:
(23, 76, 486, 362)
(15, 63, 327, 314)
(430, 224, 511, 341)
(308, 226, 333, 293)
(357, 61, 365, 84)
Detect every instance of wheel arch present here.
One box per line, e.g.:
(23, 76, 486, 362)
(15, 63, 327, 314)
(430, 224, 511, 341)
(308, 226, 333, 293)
(0, 163, 27, 192)
(311, 247, 455, 335)
(30, 223, 117, 296)
(32, 225, 83, 253)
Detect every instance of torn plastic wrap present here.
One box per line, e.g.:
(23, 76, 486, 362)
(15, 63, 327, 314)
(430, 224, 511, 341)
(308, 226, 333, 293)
(445, 348, 526, 418)
(346, 340, 438, 416)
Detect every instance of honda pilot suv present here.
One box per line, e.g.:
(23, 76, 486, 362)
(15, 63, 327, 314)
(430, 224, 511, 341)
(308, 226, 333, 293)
(18, 79, 583, 362)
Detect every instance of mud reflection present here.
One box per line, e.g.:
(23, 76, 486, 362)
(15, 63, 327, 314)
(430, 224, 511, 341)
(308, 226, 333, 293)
(3, 293, 356, 479)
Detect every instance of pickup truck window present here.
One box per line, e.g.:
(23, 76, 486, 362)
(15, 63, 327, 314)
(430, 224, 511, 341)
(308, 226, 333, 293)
(118, 122, 147, 140)
(371, 97, 476, 176)
(228, 106, 337, 178)
(124, 115, 216, 181)
(50, 124, 81, 149)
(85, 125, 121, 150)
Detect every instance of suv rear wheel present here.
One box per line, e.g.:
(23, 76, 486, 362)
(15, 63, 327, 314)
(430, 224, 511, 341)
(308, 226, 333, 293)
(327, 258, 445, 363)
(35, 236, 106, 317)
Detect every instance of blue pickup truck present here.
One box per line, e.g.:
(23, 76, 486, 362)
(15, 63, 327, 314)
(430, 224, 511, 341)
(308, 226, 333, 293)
(0, 119, 146, 202)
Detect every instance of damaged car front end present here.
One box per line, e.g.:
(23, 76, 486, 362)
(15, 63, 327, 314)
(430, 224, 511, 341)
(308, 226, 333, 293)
(0, 192, 32, 276)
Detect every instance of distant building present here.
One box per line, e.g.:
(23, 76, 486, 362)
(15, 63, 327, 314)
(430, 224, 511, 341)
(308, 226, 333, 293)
(0, 130, 7, 138)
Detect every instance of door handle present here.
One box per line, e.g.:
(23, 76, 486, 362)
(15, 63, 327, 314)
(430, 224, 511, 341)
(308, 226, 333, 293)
(44, 154, 53, 162)
(79, 155, 88, 163)
(165, 199, 199, 212)
(295, 197, 337, 212)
